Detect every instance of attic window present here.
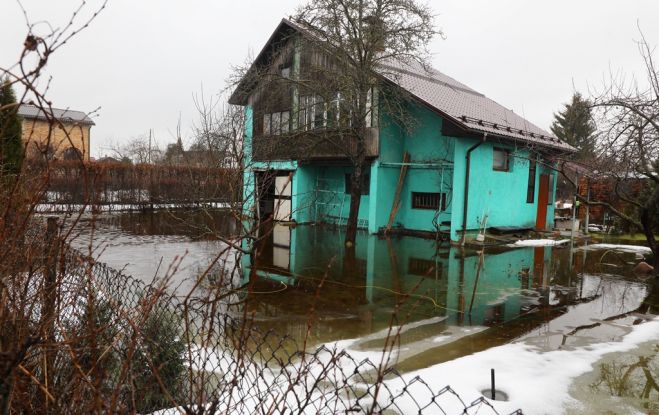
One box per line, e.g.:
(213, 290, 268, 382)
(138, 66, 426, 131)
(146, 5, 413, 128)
(280, 65, 291, 79)
(493, 148, 510, 172)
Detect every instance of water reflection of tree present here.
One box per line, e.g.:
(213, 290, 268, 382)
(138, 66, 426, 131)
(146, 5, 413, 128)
(589, 345, 659, 412)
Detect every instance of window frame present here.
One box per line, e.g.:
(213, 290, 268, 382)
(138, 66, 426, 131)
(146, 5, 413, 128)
(492, 147, 510, 172)
(547, 174, 554, 205)
(411, 192, 446, 210)
(526, 158, 536, 203)
(263, 113, 271, 136)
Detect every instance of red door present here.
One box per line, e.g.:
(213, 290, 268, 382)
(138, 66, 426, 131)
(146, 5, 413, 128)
(536, 174, 549, 230)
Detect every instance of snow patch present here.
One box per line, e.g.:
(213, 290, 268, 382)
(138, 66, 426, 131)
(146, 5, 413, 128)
(388, 317, 659, 415)
(508, 239, 570, 247)
(578, 244, 652, 254)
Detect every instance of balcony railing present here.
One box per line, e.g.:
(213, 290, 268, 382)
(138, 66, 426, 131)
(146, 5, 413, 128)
(252, 128, 379, 161)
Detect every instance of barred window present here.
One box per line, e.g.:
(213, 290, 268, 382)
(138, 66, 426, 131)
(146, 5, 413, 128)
(408, 257, 440, 277)
(412, 192, 446, 210)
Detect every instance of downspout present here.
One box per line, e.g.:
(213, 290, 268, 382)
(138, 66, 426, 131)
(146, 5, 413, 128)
(461, 133, 487, 245)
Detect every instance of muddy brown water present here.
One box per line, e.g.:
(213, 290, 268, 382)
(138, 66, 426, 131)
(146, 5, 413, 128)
(70, 210, 658, 375)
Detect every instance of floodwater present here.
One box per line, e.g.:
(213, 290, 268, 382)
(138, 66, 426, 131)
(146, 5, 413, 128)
(69, 209, 238, 293)
(68, 210, 658, 412)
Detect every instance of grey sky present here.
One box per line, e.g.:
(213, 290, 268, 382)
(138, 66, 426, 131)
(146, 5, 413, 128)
(2, 0, 658, 158)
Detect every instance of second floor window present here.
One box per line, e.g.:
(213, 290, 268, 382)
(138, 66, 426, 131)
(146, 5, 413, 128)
(263, 111, 290, 136)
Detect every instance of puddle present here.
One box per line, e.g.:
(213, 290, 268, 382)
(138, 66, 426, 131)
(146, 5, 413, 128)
(567, 340, 659, 414)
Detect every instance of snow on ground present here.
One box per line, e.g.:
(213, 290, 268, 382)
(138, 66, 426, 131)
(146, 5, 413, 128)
(578, 243, 653, 254)
(35, 202, 229, 213)
(508, 239, 571, 247)
(379, 317, 659, 415)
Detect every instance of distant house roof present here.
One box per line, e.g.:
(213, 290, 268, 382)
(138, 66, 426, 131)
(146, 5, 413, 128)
(230, 18, 574, 153)
(18, 104, 95, 126)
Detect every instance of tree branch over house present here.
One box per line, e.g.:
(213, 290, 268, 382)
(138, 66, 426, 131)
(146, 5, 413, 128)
(231, 0, 440, 247)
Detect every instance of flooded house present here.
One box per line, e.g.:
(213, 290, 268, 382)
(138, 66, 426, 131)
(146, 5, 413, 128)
(230, 19, 575, 243)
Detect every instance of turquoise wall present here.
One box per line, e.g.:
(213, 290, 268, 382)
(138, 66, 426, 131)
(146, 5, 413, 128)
(295, 164, 371, 227)
(242, 96, 559, 242)
(449, 139, 557, 241)
(369, 104, 455, 233)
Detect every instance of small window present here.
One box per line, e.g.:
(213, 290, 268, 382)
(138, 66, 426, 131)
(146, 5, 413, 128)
(526, 159, 536, 203)
(280, 111, 290, 134)
(298, 96, 309, 131)
(280, 66, 291, 78)
(493, 148, 510, 171)
(327, 94, 339, 128)
(412, 192, 446, 210)
(263, 113, 271, 136)
(547, 174, 554, 205)
(271, 112, 281, 135)
(313, 96, 325, 129)
(345, 173, 370, 195)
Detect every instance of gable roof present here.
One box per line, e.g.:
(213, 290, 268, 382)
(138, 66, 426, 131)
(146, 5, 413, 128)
(378, 60, 573, 151)
(18, 104, 95, 126)
(230, 18, 574, 153)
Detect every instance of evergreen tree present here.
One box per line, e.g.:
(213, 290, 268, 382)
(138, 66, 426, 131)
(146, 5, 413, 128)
(0, 78, 24, 176)
(550, 92, 597, 160)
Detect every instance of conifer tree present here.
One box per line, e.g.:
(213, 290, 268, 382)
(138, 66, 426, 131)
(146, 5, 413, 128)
(550, 92, 596, 160)
(0, 78, 23, 176)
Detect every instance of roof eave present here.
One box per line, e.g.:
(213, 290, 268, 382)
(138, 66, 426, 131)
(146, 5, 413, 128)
(228, 18, 298, 106)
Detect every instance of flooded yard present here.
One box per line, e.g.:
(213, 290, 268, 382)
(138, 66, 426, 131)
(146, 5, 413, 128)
(69, 210, 658, 414)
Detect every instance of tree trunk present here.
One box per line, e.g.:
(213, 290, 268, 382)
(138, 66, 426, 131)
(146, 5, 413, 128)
(345, 161, 363, 246)
(640, 185, 659, 266)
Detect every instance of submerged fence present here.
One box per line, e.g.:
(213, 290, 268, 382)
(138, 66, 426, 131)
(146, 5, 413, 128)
(9, 239, 523, 414)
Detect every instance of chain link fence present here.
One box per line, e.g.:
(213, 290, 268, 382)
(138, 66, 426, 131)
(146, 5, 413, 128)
(10, 240, 523, 414)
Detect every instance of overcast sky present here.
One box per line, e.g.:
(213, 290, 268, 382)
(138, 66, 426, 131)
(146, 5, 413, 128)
(2, 0, 659, 158)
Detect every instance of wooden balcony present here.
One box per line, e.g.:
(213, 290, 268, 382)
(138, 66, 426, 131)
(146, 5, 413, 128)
(252, 128, 379, 162)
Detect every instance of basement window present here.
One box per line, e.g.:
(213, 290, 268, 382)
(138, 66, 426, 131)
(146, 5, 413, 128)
(493, 148, 510, 171)
(412, 192, 446, 210)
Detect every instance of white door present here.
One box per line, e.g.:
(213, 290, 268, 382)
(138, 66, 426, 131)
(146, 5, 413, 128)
(272, 224, 291, 269)
(273, 174, 293, 221)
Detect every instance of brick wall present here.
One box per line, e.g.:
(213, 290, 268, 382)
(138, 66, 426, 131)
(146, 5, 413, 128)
(21, 118, 91, 161)
(577, 176, 646, 224)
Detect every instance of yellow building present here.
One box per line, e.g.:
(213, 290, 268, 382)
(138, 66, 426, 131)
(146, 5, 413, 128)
(18, 104, 94, 161)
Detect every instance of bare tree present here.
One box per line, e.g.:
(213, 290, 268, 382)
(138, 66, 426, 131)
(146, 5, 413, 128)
(231, 0, 439, 247)
(579, 32, 659, 260)
(192, 90, 245, 169)
(110, 133, 163, 164)
(294, 0, 439, 246)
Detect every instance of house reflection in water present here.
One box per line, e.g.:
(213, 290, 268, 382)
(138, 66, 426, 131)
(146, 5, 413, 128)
(241, 224, 564, 346)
